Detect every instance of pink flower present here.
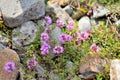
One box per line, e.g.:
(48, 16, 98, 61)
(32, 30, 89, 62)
(40, 32, 49, 42)
(68, 20, 74, 26)
(75, 38, 81, 45)
(58, 33, 67, 42)
(56, 19, 64, 27)
(58, 33, 72, 42)
(86, 30, 91, 34)
(87, 10, 93, 16)
(74, 32, 80, 37)
(43, 15, 52, 25)
(4, 61, 15, 72)
(53, 45, 64, 54)
(40, 42, 51, 55)
(66, 35, 72, 41)
(93, 5, 98, 10)
(90, 43, 99, 52)
(66, 20, 74, 30)
(27, 59, 37, 69)
(79, 31, 89, 40)
(66, 25, 72, 31)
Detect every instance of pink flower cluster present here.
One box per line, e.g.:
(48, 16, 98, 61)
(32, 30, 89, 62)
(53, 45, 64, 54)
(90, 43, 99, 52)
(56, 19, 64, 27)
(40, 42, 51, 55)
(58, 33, 72, 43)
(79, 31, 89, 40)
(27, 59, 37, 69)
(66, 20, 74, 31)
(40, 32, 49, 42)
(40, 28, 51, 55)
(75, 30, 90, 40)
(4, 61, 15, 72)
(74, 30, 91, 44)
(41, 18, 65, 55)
(43, 15, 52, 25)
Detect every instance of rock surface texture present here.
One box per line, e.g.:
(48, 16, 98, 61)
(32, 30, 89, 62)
(48, 2, 73, 25)
(48, 0, 70, 6)
(0, 43, 4, 50)
(12, 21, 37, 49)
(92, 4, 110, 18)
(115, 19, 120, 27)
(63, 5, 73, 15)
(0, 48, 20, 80)
(110, 59, 120, 80)
(0, 32, 9, 47)
(35, 64, 45, 80)
(79, 54, 109, 79)
(51, 27, 62, 44)
(0, 0, 45, 27)
(78, 16, 92, 32)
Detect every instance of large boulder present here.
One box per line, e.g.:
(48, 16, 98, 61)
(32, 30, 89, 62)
(0, 48, 20, 80)
(0, 0, 45, 27)
(79, 53, 110, 79)
(12, 21, 37, 49)
(110, 59, 120, 80)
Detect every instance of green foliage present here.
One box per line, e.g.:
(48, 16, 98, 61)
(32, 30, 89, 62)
(91, 23, 120, 58)
(96, 0, 120, 4)
(95, 74, 103, 80)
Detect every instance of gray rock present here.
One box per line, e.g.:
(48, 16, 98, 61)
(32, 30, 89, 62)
(66, 61, 74, 80)
(51, 27, 62, 44)
(66, 61, 73, 71)
(90, 17, 98, 26)
(12, 21, 37, 49)
(48, 3, 73, 25)
(49, 72, 60, 80)
(0, 43, 5, 50)
(92, 4, 110, 18)
(0, 32, 9, 46)
(78, 16, 92, 32)
(0, 48, 20, 80)
(31, 78, 37, 80)
(110, 59, 120, 80)
(0, 0, 45, 27)
(63, 5, 73, 15)
(35, 64, 45, 80)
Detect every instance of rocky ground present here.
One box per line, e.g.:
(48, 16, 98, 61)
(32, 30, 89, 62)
(0, 0, 120, 80)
